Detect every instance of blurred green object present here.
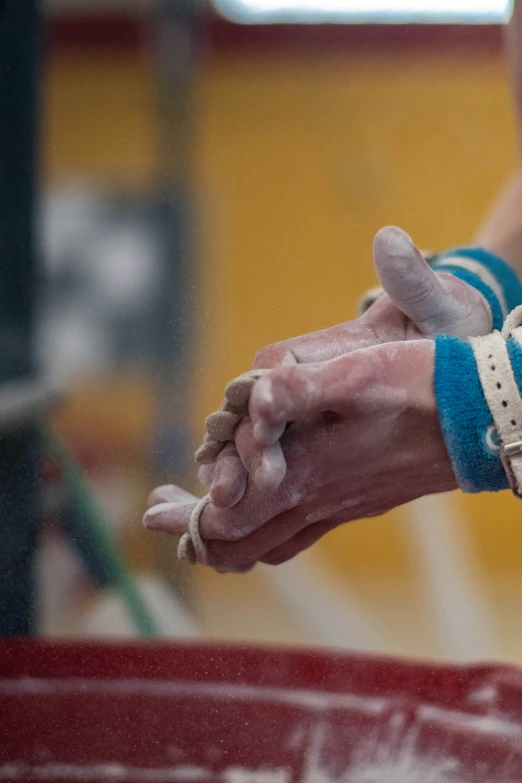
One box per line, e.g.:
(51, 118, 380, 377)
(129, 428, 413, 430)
(43, 428, 158, 638)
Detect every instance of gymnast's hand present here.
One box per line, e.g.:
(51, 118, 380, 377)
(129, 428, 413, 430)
(143, 339, 457, 571)
(195, 226, 491, 509)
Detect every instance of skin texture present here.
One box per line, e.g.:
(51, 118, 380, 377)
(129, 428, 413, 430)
(144, 340, 458, 571)
(476, 0, 522, 277)
(145, 2, 522, 570)
(143, 227, 492, 572)
(198, 227, 491, 509)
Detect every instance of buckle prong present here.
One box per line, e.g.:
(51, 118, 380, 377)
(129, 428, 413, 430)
(500, 440, 522, 499)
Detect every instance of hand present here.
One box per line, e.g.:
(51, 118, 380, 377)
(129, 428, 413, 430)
(144, 339, 457, 572)
(198, 226, 491, 508)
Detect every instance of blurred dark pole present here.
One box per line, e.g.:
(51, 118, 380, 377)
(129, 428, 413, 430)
(152, 0, 200, 483)
(0, 0, 41, 634)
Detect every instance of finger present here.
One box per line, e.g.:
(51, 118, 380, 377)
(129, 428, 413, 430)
(250, 350, 376, 426)
(373, 226, 491, 338)
(144, 438, 302, 558)
(147, 484, 197, 508)
(223, 319, 382, 449)
(195, 434, 226, 465)
(198, 505, 309, 568)
(226, 374, 285, 446)
(195, 399, 245, 473)
(224, 346, 299, 410)
(144, 488, 301, 570)
(253, 343, 299, 370)
(143, 490, 197, 536)
(144, 492, 256, 572)
(205, 400, 246, 441)
(252, 325, 378, 368)
(252, 419, 287, 447)
(210, 442, 248, 508)
(261, 518, 339, 566)
(225, 370, 270, 407)
(251, 338, 437, 428)
(205, 410, 240, 442)
(198, 466, 300, 543)
(198, 464, 215, 489)
(206, 501, 346, 569)
(234, 416, 286, 491)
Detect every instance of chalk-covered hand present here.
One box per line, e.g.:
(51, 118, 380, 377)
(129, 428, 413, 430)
(197, 226, 491, 509)
(144, 339, 457, 571)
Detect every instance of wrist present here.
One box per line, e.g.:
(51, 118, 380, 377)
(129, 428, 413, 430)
(431, 247, 522, 331)
(409, 345, 459, 497)
(435, 334, 508, 493)
(359, 246, 522, 329)
(435, 310, 522, 495)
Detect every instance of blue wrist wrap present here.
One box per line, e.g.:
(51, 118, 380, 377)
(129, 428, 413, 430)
(432, 247, 522, 332)
(435, 334, 522, 493)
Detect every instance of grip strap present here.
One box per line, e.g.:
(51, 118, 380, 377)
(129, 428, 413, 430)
(470, 306, 522, 498)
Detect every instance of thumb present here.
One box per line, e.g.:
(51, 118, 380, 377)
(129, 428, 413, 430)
(373, 226, 491, 338)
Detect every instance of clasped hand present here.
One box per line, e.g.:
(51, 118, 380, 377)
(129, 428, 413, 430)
(143, 227, 491, 571)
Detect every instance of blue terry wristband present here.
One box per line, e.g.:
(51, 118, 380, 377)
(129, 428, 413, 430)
(435, 333, 522, 493)
(431, 247, 522, 332)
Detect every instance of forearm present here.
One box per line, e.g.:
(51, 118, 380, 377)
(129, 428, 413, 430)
(475, 166, 522, 278)
(475, 2, 522, 277)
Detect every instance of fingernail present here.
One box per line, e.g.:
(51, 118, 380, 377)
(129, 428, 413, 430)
(254, 377, 293, 422)
(210, 479, 227, 505)
(143, 501, 179, 529)
(256, 377, 274, 406)
(254, 419, 286, 446)
(198, 464, 214, 488)
(376, 226, 413, 257)
(253, 420, 269, 444)
(254, 446, 286, 491)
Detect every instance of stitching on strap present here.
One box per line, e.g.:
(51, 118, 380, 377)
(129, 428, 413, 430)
(471, 330, 522, 497)
(501, 304, 522, 339)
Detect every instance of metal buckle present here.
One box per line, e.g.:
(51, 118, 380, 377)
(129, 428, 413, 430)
(500, 440, 522, 499)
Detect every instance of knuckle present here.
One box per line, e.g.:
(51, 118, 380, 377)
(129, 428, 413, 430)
(221, 517, 248, 541)
(234, 418, 256, 458)
(253, 343, 295, 370)
(403, 278, 436, 307)
(211, 478, 244, 509)
(205, 511, 246, 542)
(253, 345, 276, 369)
(272, 478, 302, 514)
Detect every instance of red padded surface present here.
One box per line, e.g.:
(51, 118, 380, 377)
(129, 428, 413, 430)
(0, 640, 521, 782)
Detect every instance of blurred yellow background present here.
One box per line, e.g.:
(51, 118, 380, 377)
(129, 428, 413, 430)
(43, 14, 522, 662)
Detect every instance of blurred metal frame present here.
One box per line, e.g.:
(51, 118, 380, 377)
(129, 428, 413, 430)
(0, 0, 41, 634)
(151, 0, 199, 480)
(145, 0, 202, 596)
